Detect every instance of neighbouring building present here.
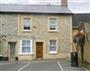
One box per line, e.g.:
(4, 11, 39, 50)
(84, 22, 90, 63)
(0, 0, 73, 61)
(72, 14, 90, 63)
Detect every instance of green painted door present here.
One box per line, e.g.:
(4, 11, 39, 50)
(0, 41, 2, 55)
(9, 42, 16, 60)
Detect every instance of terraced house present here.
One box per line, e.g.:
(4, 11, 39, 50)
(0, 1, 73, 61)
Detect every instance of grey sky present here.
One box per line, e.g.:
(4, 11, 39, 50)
(0, 0, 90, 13)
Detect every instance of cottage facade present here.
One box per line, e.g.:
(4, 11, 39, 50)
(0, 4, 72, 61)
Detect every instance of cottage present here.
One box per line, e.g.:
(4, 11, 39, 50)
(0, 3, 72, 61)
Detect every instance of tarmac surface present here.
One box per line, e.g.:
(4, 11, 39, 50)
(0, 59, 85, 71)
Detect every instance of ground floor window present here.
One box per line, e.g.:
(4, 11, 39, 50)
(49, 40, 57, 53)
(20, 39, 32, 54)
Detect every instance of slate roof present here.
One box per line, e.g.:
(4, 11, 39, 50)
(72, 14, 90, 28)
(0, 4, 72, 14)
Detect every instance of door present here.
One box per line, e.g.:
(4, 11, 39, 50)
(0, 41, 2, 55)
(36, 42, 43, 59)
(9, 42, 16, 60)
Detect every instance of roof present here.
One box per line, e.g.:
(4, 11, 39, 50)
(0, 4, 72, 14)
(72, 14, 90, 28)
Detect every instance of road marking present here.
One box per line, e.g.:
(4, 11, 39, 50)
(57, 62, 64, 71)
(17, 62, 31, 71)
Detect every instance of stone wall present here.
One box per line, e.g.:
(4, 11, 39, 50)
(84, 22, 90, 63)
(0, 13, 18, 58)
(85, 22, 90, 40)
(0, 14, 18, 36)
(0, 13, 72, 60)
(18, 14, 72, 60)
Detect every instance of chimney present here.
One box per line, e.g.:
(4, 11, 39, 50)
(61, 0, 68, 7)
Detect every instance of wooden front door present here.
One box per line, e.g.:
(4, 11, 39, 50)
(36, 42, 43, 59)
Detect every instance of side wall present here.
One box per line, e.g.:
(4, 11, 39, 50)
(72, 22, 90, 63)
(84, 22, 90, 63)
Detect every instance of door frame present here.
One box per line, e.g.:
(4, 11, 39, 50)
(8, 42, 16, 61)
(36, 42, 43, 59)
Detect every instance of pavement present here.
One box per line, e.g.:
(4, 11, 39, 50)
(0, 59, 85, 71)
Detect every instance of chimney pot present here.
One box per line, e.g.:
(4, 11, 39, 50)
(61, 0, 68, 7)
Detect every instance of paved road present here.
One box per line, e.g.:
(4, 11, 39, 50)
(21, 61, 61, 71)
(0, 61, 28, 71)
(0, 59, 85, 71)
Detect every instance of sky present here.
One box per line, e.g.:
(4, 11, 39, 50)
(0, 0, 90, 13)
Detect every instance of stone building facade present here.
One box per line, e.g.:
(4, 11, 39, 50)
(0, 4, 72, 61)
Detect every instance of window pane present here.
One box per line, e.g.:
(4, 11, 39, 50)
(50, 19, 56, 25)
(50, 25, 56, 30)
(22, 47, 26, 53)
(49, 40, 56, 52)
(26, 47, 30, 52)
(22, 40, 31, 53)
(23, 18, 30, 30)
(50, 46, 56, 51)
(49, 18, 56, 30)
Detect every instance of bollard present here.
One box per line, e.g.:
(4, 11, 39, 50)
(15, 57, 18, 61)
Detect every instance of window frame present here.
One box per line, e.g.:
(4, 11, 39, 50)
(49, 40, 57, 54)
(19, 39, 33, 54)
(48, 17, 57, 31)
(22, 16, 32, 31)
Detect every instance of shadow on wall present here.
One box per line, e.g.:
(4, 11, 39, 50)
(84, 40, 90, 63)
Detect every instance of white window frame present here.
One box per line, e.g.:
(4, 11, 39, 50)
(49, 17, 57, 31)
(19, 39, 33, 54)
(22, 17, 31, 31)
(49, 40, 57, 54)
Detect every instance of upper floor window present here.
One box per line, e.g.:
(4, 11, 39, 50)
(23, 17, 31, 31)
(49, 18, 57, 31)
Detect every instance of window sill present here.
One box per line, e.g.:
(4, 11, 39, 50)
(49, 51, 57, 54)
(19, 53, 33, 55)
(22, 30, 32, 32)
(48, 30, 58, 33)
